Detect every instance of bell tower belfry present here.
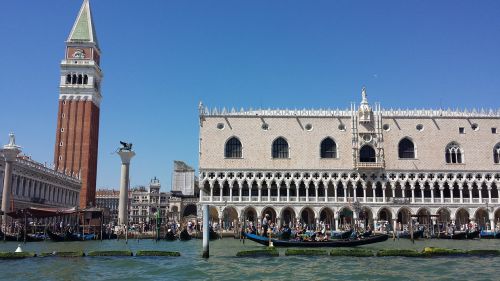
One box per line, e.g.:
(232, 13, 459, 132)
(54, 0, 102, 208)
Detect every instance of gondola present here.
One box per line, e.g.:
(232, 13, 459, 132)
(0, 230, 45, 242)
(244, 232, 389, 247)
(165, 230, 176, 241)
(437, 231, 467, 240)
(330, 229, 354, 239)
(480, 231, 500, 239)
(209, 227, 220, 240)
(101, 232, 118, 240)
(179, 229, 192, 241)
(47, 230, 95, 241)
(465, 230, 480, 239)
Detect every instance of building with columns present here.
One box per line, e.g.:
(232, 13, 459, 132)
(54, 0, 102, 208)
(0, 135, 81, 212)
(198, 88, 500, 231)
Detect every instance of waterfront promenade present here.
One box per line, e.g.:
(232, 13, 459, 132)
(0, 238, 498, 280)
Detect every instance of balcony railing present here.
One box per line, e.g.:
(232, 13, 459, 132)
(201, 194, 500, 205)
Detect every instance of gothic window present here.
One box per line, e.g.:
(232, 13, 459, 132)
(494, 143, 500, 164)
(445, 142, 463, 164)
(272, 137, 289, 158)
(359, 145, 376, 162)
(77, 74, 83, 84)
(225, 137, 242, 158)
(72, 74, 77, 84)
(398, 138, 415, 159)
(66, 74, 71, 84)
(320, 137, 337, 158)
(83, 74, 88, 84)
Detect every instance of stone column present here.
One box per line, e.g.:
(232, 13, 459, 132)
(267, 185, 271, 202)
(219, 183, 223, 202)
(362, 184, 367, 203)
(459, 186, 463, 203)
(333, 182, 338, 203)
(343, 186, 347, 203)
(469, 187, 473, 203)
(257, 183, 261, 202)
(314, 183, 319, 202)
(305, 186, 309, 202)
(277, 184, 280, 202)
(209, 182, 214, 202)
(324, 186, 328, 202)
(478, 187, 483, 203)
(411, 185, 415, 204)
(439, 185, 444, 203)
(238, 185, 242, 202)
(118, 149, 135, 226)
(334, 212, 339, 231)
(1, 133, 21, 228)
(431, 186, 434, 203)
(286, 183, 290, 202)
(488, 186, 492, 204)
(229, 182, 233, 202)
(382, 187, 386, 203)
(450, 186, 454, 202)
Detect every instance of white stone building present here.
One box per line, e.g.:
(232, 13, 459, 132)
(198, 88, 500, 231)
(0, 148, 81, 210)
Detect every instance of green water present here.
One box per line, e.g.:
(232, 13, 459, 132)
(0, 238, 499, 281)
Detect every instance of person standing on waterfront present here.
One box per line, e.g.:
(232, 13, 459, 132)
(262, 214, 269, 237)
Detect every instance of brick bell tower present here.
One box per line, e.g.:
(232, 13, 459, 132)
(54, 0, 102, 208)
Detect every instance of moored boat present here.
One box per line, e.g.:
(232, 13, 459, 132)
(244, 232, 389, 247)
(397, 229, 424, 239)
(179, 229, 192, 241)
(165, 230, 176, 241)
(330, 229, 353, 239)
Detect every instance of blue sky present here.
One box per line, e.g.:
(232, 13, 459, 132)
(1, 0, 499, 191)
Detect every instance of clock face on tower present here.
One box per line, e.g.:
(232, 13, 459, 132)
(72, 49, 85, 59)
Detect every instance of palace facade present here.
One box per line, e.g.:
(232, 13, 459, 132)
(198, 89, 500, 231)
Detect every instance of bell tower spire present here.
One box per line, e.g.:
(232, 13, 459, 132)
(54, 0, 102, 208)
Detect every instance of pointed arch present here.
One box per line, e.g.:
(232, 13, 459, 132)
(224, 137, 242, 158)
(398, 137, 415, 159)
(320, 137, 337, 158)
(272, 137, 289, 158)
(445, 142, 463, 164)
(494, 143, 500, 164)
(359, 145, 376, 162)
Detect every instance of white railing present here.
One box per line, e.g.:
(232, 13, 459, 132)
(202, 195, 499, 205)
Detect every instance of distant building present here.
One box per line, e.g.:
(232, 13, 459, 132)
(129, 178, 169, 224)
(171, 161, 199, 197)
(95, 189, 120, 224)
(0, 154, 81, 210)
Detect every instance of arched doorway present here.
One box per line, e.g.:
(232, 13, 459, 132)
(261, 207, 277, 225)
(360, 207, 374, 230)
(475, 208, 489, 229)
(338, 207, 353, 229)
(495, 208, 500, 229)
(436, 208, 451, 224)
(222, 207, 238, 230)
(416, 208, 431, 225)
(281, 207, 296, 227)
(242, 207, 257, 223)
(455, 208, 470, 228)
(300, 207, 315, 228)
(397, 208, 412, 230)
(182, 204, 197, 217)
(319, 208, 334, 229)
(209, 206, 219, 224)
